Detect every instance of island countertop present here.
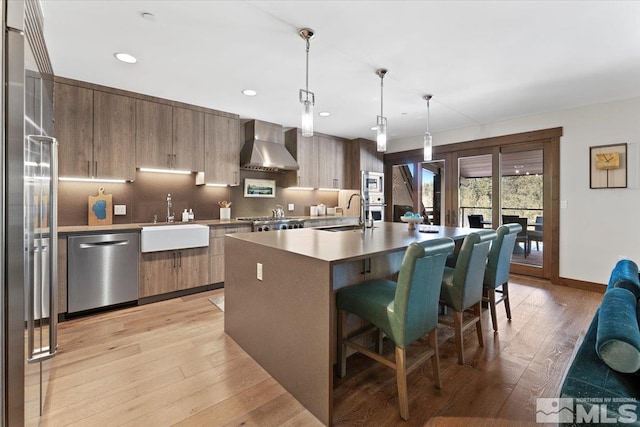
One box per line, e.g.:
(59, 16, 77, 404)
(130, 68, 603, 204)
(226, 222, 471, 264)
(224, 223, 474, 425)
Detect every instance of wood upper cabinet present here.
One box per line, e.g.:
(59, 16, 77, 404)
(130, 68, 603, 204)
(204, 113, 240, 185)
(55, 82, 134, 180)
(285, 129, 318, 188)
(317, 135, 346, 189)
(347, 138, 384, 190)
(139, 247, 209, 298)
(55, 83, 94, 178)
(286, 129, 347, 189)
(136, 103, 204, 172)
(135, 100, 173, 169)
(359, 138, 384, 173)
(173, 107, 205, 172)
(93, 91, 136, 181)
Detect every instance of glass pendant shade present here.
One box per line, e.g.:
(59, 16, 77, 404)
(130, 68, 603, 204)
(423, 94, 434, 161)
(376, 115, 387, 152)
(423, 131, 432, 161)
(299, 28, 315, 138)
(301, 98, 314, 137)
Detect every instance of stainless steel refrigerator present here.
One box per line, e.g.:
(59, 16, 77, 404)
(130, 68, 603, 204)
(2, 0, 56, 424)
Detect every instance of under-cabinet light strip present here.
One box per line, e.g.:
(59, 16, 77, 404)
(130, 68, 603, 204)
(59, 177, 127, 183)
(139, 167, 191, 175)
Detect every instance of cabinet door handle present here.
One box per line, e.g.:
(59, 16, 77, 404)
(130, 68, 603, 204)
(87, 161, 92, 177)
(173, 154, 177, 169)
(234, 171, 238, 185)
(94, 161, 98, 177)
(167, 154, 172, 168)
(172, 252, 176, 269)
(178, 251, 182, 267)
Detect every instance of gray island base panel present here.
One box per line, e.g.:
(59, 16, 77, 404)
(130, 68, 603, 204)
(224, 223, 471, 426)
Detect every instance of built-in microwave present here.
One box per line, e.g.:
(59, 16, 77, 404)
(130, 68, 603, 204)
(362, 171, 384, 194)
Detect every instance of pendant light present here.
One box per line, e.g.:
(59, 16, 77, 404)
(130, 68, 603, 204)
(423, 94, 433, 161)
(376, 68, 388, 152)
(299, 28, 315, 137)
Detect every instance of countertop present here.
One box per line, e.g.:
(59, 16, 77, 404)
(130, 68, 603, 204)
(58, 215, 358, 234)
(226, 222, 471, 264)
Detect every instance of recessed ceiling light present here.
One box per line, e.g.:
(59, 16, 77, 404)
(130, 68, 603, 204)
(370, 126, 377, 131)
(114, 52, 137, 64)
(319, 111, 330, 117)
(242, 89, 257, 96)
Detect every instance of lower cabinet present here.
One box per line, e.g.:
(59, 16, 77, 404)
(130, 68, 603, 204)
(210, 225, 252, 284)
(139, 247, 208, 298)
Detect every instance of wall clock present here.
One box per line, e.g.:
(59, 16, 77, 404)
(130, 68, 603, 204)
(590, 143, 627, 189)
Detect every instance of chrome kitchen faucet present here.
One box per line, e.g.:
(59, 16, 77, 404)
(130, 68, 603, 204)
(347, 192, 372, 230)
(166, 194, 174, 223)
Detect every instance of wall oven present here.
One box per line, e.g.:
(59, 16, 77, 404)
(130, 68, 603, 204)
(362, 171, 385, 223)
(368, 205, 384, 223)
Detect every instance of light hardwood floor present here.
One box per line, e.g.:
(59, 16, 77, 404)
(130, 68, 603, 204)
(27, 275, 602, 426)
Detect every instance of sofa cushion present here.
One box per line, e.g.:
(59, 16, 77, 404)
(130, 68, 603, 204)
(562, 313, 640, 401)
(614, 278, 640, 299)
(596, 287, 640, 373)
(607, 259, 639, 291)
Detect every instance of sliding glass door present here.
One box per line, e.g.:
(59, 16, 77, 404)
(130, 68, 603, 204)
(383, 127, 560, 281)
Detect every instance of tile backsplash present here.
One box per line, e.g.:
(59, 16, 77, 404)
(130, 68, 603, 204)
(58, 169, 346, 226)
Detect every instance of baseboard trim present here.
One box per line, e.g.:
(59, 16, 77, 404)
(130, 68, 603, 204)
(139, 282, 224, 305)
(557, 277, 606, 294)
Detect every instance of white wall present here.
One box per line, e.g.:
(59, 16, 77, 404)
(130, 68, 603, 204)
(388, 97, 640, 285)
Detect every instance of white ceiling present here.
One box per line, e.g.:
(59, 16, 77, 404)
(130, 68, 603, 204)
(41, 1, 640, 143)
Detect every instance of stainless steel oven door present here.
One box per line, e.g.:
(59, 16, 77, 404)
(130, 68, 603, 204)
(369, 205, 384, 222)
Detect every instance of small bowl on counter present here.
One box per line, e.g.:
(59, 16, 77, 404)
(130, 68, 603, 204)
(400, 215, 424, 231)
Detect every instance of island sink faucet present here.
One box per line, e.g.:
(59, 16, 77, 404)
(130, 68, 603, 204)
(347, 192, 372, 230)
(166, 193, 174, 223)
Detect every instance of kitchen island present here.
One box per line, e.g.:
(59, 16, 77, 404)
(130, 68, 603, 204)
(224, 222, 471, 425)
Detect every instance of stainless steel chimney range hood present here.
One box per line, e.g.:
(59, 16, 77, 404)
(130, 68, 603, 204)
(240, 120, 299, 172)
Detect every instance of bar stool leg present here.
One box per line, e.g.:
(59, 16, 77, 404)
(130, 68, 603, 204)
(429, 329, 442, 389)
(488, 288, 498, 332)
(454, 311, 464, 365)
(395, 346, 409, 421)
(503, 282, 512, 320)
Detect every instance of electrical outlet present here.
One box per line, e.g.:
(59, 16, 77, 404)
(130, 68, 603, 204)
(288, 203, 294, 211)
(560, 200, 568, 209)
(114, 205, 126, 215)
(256, 263, 263, 281)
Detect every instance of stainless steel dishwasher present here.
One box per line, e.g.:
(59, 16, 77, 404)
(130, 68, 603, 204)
(68, 232, 139, 313)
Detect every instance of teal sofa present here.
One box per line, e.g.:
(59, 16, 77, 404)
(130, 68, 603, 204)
(559, 259, 640, 426)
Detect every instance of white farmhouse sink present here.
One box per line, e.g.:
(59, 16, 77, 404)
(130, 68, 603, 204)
(141, 224, 209, 253)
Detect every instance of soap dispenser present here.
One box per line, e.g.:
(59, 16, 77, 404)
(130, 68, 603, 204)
(182, 208, 189, 222)
(188, 209, 194, 222)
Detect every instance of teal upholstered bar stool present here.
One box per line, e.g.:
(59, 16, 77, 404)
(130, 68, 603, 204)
(483, 223, 521, 332)
(439, 230, 496, 365)
(336, 238, 454, 421)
